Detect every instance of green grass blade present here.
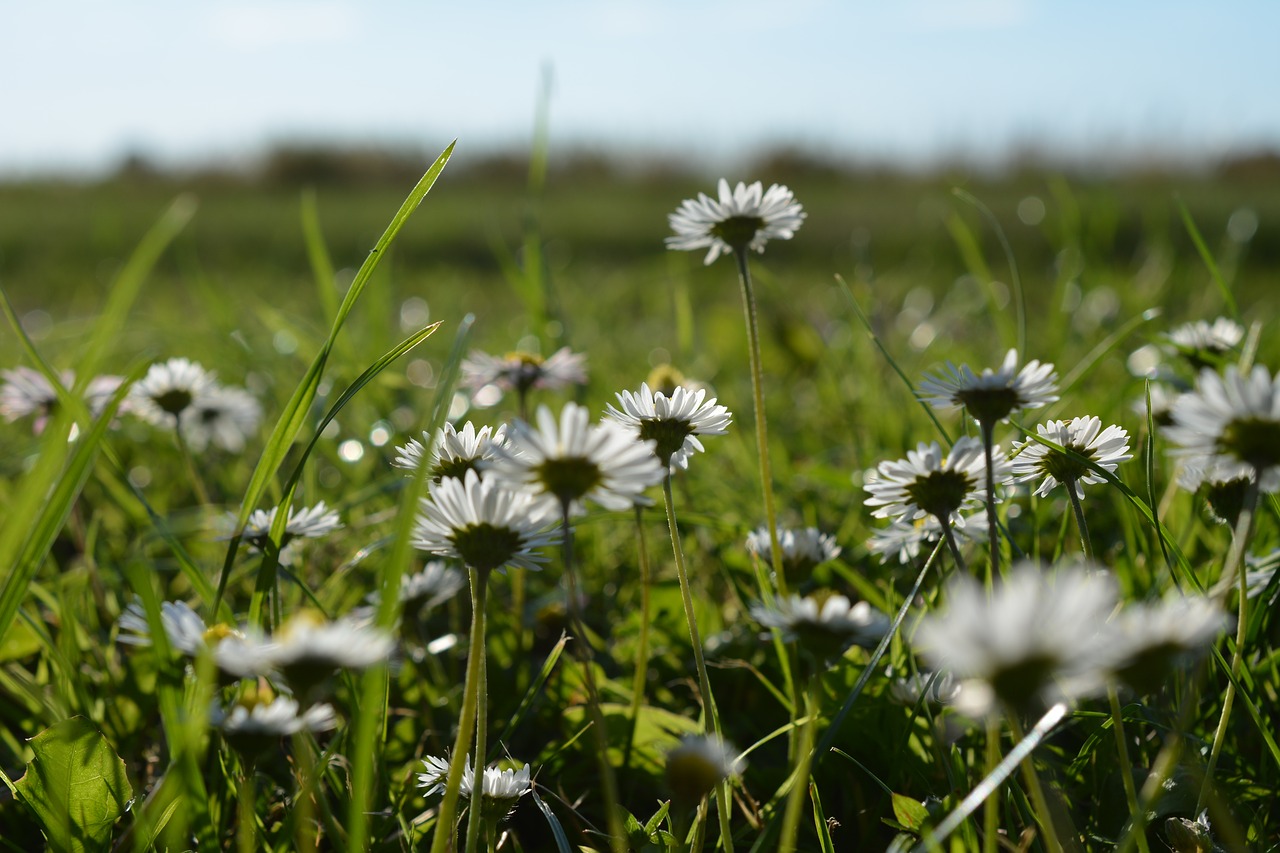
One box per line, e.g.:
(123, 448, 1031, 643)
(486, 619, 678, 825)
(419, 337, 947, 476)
(952, 188, 1026, 357)
(1177, 197, 1238, 319)
(301, 189, 340, 324)
(530, 787, 575, 853)
(810, 783, 836, 853)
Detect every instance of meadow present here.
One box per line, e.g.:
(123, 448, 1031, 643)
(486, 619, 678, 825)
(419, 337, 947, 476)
(1, 144, 1279, 851)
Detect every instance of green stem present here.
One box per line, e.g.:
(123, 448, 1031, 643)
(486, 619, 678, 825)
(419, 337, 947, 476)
(465, 630, 490, 853)
(979, 420, 1000, 583)
(1108, 687, 1151, 853)
(982, 717, 1000, 853)
(1065, 482, 1093, 560)
(1196, 474, 1261, 813)
(778, 672, 821, 853)
(663, 477, 735, 852)
(939, 517, 969, 575)
(626, 505, 654, 769)
(732, 248, 787, 599)
(1007, 713, 1064, 853)
(237, 768, 257, 853)
(293, 734, 318, 852)
(560, 505, 628, 853)
(429, 567, 490, 853)
(174, 423, 212, 506)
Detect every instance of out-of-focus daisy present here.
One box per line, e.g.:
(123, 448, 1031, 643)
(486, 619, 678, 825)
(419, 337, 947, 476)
(460, 347, 587, 394)
(1164, 317, 1244, 369)
(211, 686, 337, 758)
(751, 592, 889, 663)
(1012, 416, 1132, 499)
(606, 382, 732, 472)
(130, 357, 216, 426)
(745, 525, 841, 574)
(664, 734, 742, 805)
(1109, 594, 1228, 693)
(485, 403, 665, 513)
(117, 600, 232, 656)
(1176, 463, 1266, 527)
(181, 385, 261, 452)
(1164, 365, 1280, 490)
(260, 610, 394, 702)
(412, 469, 558, 574)
(392, 421, 508, 483)
(666, 179, 805, 265)
(864, 437, 1009, 526)
(888, 670, 962, 707)
(232, 501, 342, 566)
(418, 755, 534, 821)
(918, 349, 1058, 426)
(916, 562, 1120, 718)
(866, 511, 987, 566)
(395, 561, 467, 609)
(1, 368, 125, 434)
(1243, 549, 1280, 603)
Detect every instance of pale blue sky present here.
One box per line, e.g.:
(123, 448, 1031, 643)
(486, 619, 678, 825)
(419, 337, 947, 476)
(4, 1, 1279, 175)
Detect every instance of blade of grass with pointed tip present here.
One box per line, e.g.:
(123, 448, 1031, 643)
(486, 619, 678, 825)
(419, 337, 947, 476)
(810, 784, 836, 853)
(944, 211, 1017, 351)
(301, 190, 340, 325)
(1177, 197, 1237, 319)
(493, 633, 568, 758)
(532, 787, 575, 853)
(952, 188, 1026, 357)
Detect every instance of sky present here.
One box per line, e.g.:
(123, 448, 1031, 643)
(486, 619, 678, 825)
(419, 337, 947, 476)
(4, 1, 1279, 176)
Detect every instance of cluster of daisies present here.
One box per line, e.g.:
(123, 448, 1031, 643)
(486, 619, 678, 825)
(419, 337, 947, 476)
(1, 356, 261, 453)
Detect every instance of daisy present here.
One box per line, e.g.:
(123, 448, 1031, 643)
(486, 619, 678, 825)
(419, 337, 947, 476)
(212, 690, 337, 758)
(1, 368, 126, 434)
(888, 670, 962, 707)
(745, 525, 841, 574)
(664, 734, 742, 805)
(419, 756, 534, 821)
(751, 592, 889, 662)
(460, 347, 587, 394)
(1109, 594, 1228, 693)
(1164, 365, 1280, 488)
(1164, 317, 1244, 368)
(412, 468, 558, 574)
(916, 562, 1120, 717)
(181, 385, 261, 452)
(130, 357, 216, 426)
(393, 421, 508, 483)
(1012, 416, 1132, 499)
(484, 403, 666, 513)
(1243, 549, 1280, 602)
(605, 382, 732, 471)
(118, 600, 228, 656)
(261, 611, 395, 701)
(918, 349, 1059, 426)
(866, 511, 987, 566)
(396, 560, 467, 608)
(666, 179, 806, 265)
(1131, 381, 1179, 428)
(864, 437, 1009, 526)
(233, 501, 342, 566)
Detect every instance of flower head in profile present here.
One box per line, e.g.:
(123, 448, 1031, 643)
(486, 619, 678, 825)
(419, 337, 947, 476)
(606, 382, 732, 472)
(393, 421, 508, 483)
(130, 357, 216, 426)
(919, 349, 1058, 426)
(181, 385, 261, 452)
(1164, 365, 1280, 489)
(1164, 317, 1244, 369)
(259, 610, 395, 702)
(1109, 594, 1228, 693)
(667, 179, 805, 265)
(412, 469, 558, 573)
(2, 368, 125, 434)
(1012, 416, 1131, 499)
(418, 755, 533, 821)
(231, 501, 342, 566)
(916, 562, 1120, 718)
(211, 684, 336, 758)
(888, 671, 962, 707)
(395, 561, 467, 608)
(117, 598, 251, 670)
(751, 591, 889, 663)
(485, 403, 666, 512)
(745, 526, 841, 575)
(460, 347, 587, 394)
(664, 735, 742, 805)
(864, 437, 1010, 526)
(867, 510, 988, 566)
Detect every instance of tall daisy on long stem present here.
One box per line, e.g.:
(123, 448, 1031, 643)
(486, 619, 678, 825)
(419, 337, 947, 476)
(667, 179, 804, 600)
(487, 402, 665, 853)
(413, 469, 556, 853)
(1164, 364, 1280, 811)
(919, 349, 1058, 579)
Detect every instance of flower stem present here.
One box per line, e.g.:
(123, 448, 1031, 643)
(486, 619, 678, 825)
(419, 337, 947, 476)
(1065, 482, 1093, 560)
(939, 517, 969, 575)
(174, 424, 212, 506)
(663, 477, 735, 852)
(429, 566, 490, 853)
(732, 248, 787, 598)
(1007, 713, 1064, 853)
(778, 672, 821, 853)
(1196, 474, 1261, 813)
(560, 504, 628, 853)
(982, 717, 1000, 853)
(1108, 687, 1151, 853)
(625, 505, 654, 768)
(465, 635, 489, 853)
(237, 767, 256, 853)
(979, 420, 1000, 582)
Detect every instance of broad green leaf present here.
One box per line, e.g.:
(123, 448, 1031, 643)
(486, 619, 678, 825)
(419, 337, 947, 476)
(891, 792, 930, 832)
(14, 717, 133, 853)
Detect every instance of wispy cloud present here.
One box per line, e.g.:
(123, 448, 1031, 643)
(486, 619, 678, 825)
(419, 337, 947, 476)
(207, 1, 361, 50)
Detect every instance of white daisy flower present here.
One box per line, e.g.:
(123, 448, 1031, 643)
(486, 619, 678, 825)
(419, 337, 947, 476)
(1243, 549, 1280, 602)
(242, 500, 342, 544)
(418, 755, 534, 821)
(918, 349, 1059, 426)
(254, 611, 394, 701)
(397, 561, 467, 607)
(1, 368, 126, 434)
(181, 385, 261, 452)
(460, 347, 587, 393)
(1164, 365, 1280, 489)
(751, 592, 889, 662)
(916, 562, 1120, 717)
(417, 754, 454, 796)
(1012, 416, 1132, 499)
(484, 403, 666, 512)
(412, 468, 558, 574)
(605, 382, 732, 471)
(130, 357, 216, 425)
(888, 671, 962, 707)
(1109, 594, 1228, 692)
(864, 437, 1010, 526)
(392, 421, 508, 482)
(1164, 317, 1244, 363)
(866, 511, 988, 566)
(212, 691, 337, 756)
(666, 179, 805, 265)
(665, 734, 742, 804)
(745, 526, 841, 574)
(117, 600, 232, 656)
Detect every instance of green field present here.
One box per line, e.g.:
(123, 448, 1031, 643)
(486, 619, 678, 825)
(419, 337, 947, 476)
(2, 148, 1279, 851)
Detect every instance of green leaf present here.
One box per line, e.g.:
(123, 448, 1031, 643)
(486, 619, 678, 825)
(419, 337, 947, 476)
(14, 717, 133, 853)
(891, 792, 929, 832)
(643, 800, 670, 836)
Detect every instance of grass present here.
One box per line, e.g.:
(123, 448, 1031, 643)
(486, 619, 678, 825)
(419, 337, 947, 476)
(1, 150, 1279, 851)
